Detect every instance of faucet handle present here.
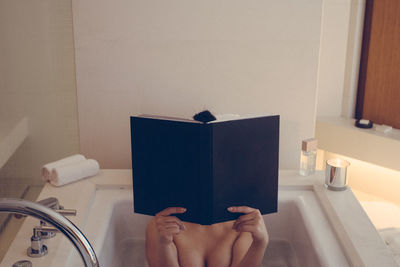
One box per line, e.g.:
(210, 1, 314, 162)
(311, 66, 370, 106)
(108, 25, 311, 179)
(55, 208, 77, 216)
(36, 198, 77, 216)
(39, 220, 56, 239)
(39, 208, 76, 239)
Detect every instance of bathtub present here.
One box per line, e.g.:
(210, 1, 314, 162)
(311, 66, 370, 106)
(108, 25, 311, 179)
(67, 186, 348, 267)
(1, 170, 397, 267)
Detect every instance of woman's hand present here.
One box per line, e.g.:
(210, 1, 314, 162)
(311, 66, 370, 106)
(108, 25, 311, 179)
(228, 206, 268, 245)
(155, 207, 187, 245)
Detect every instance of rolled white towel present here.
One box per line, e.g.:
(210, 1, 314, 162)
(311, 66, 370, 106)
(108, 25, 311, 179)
(41, 154, 86, 182)
(49, 159, 100, 186)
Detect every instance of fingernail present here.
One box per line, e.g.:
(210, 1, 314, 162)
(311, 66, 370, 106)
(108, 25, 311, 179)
(228, 207, 234, 211)
(182, 208, 186, 211)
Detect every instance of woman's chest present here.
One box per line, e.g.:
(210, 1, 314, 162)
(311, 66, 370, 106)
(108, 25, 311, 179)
(174, 227, 238, 267)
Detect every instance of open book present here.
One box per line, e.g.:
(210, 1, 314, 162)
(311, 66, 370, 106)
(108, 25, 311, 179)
(130, 114, 279, 225)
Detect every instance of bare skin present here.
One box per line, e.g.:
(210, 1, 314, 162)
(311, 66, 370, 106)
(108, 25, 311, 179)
(146, 206, 268, 267)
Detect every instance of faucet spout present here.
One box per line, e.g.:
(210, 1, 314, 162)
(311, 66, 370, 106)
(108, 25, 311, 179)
(0, 198, 99, 267)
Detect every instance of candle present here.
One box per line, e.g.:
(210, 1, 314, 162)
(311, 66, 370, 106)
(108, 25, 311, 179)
(325, 158, 350, 191)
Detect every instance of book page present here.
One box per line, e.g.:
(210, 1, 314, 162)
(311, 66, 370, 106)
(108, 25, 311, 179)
(139, 113, 277, 123)
(210, 114, 276, 123)
(138, 114, 200, 123)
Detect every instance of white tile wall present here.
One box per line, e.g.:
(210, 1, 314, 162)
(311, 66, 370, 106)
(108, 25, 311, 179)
(73, 0, 324, 169)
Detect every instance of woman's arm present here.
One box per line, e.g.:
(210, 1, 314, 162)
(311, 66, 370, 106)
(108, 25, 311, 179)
(146, 207, 187, 267)
(228, 206, 269, 267)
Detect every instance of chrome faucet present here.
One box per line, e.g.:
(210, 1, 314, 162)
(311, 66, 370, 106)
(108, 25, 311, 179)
(0, 198, 99, 267)
(22, 197, 78, 257)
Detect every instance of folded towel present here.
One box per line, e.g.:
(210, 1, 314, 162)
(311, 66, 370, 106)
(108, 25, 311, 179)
(41, 154, 86, 182)
(49, 159, 100, 186)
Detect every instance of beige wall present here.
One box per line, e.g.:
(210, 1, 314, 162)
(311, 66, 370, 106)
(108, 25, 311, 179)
(0, 0, 79, 185)
(0, 0, 79, 259)
(73, 0, 323, 169)
(316, 0, 365, 118)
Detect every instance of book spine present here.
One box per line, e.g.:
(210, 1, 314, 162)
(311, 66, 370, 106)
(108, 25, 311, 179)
(199, 124, 213, 225)
(208, 125, 213, 224)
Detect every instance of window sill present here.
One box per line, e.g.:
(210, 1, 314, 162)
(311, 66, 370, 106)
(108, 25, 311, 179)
(315, 117, 400, 172)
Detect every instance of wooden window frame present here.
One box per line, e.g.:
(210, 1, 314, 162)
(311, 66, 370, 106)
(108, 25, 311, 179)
(355, 0, 374, 119)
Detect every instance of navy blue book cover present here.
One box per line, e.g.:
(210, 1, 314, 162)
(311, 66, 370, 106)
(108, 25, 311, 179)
(130, 115, 279, 225)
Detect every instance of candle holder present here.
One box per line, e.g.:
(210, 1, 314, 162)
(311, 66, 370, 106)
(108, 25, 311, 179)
(325, 158, 350, 191)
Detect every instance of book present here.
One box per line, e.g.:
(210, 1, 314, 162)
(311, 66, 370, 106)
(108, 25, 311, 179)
(130, 114, 279, 225)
